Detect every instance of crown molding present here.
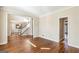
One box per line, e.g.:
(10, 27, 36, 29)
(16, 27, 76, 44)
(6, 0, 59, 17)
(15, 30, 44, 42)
(4, 6, 38, 18)
(39, 7, 74, 18)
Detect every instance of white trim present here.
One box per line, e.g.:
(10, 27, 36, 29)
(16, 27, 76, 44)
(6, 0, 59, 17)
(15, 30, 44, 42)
(39, 7, 74, 17)
(0, 41, 8, 45)
(39, 35, 59, 42)
(68, 43, 79, 48)
(4, 6, 38, 18)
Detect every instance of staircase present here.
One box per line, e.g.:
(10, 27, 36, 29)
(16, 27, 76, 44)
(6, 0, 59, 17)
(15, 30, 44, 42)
(16, 22, 30, 35)
(21, 22, 30, 35)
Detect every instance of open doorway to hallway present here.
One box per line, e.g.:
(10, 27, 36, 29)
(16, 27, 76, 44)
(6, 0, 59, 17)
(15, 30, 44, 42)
(8, 14, 33, 38)
(59, 17, 68, 53)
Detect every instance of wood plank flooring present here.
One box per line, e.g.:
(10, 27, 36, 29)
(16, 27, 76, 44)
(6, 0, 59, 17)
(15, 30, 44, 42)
(0, 35, 79, 53)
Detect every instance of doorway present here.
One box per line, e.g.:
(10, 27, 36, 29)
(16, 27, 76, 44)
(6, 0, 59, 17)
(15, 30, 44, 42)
(8, 14, 33, 39)
(59, 17, 68, 53)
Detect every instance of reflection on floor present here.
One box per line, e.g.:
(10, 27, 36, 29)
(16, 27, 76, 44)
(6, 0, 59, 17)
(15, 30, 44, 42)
(0, 35, 79, 53)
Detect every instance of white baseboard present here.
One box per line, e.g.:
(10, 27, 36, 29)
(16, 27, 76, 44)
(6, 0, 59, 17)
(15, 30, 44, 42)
(37, 35, 59, 42)
(68, 43, 79, 48)
(0, 41, 8, 45)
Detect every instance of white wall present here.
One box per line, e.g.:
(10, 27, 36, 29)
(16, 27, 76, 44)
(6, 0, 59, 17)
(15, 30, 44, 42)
(0, 7, 8, 45)
(39, 7, 79, 48)
(39, 14, 59, 42)
(33, 17, 39, 37)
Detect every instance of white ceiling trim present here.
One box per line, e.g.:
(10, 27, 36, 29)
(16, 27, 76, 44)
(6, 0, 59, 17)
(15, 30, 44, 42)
(4, 6, 37, 17)
(39, 7, 74, 17)
(4, 6, 74, 18)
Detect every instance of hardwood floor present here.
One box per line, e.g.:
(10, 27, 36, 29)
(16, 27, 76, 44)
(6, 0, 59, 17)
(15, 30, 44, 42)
(0, 34, 79, 53)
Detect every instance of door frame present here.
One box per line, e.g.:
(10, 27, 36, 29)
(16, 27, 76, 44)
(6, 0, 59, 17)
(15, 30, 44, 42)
(59, 17, 68, 53)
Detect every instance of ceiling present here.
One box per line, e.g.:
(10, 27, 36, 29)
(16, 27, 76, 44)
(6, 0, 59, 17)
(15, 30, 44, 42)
(7, 6, 72, 16)
(9, 14, 31, 23)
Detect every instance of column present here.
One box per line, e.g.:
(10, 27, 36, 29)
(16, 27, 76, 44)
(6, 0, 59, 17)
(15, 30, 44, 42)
(0, 7, 8, 45)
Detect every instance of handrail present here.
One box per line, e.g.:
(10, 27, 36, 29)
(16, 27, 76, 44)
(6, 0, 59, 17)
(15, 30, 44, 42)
(20, 27, 29, 35)
(21, 22, 29, 29)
